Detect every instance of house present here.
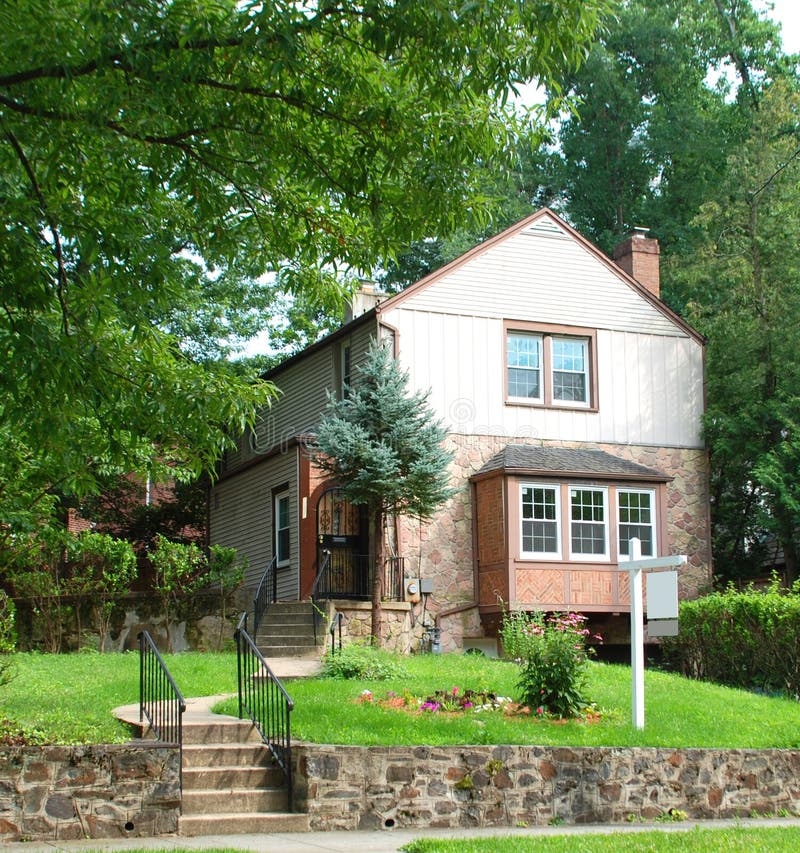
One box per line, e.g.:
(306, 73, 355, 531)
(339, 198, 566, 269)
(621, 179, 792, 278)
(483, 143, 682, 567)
(210, 209, 711, 652)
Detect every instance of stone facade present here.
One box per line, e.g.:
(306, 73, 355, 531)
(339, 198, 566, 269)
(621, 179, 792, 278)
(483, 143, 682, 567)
(0, 744, 180, 842)
(397, 433, 711, 649)
(294, 743, 800, 831)
(328, 600, 413, 654)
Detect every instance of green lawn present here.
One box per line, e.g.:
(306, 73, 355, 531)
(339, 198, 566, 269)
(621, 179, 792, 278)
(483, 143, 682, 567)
(3, 650, 800, 748)
(0, 650, 238, 744)
(401, 825, 800, 853)
(217, 654, 800, 749)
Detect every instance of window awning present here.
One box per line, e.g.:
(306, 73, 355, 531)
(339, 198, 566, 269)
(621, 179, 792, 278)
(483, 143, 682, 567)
(471, 444, 670, 483)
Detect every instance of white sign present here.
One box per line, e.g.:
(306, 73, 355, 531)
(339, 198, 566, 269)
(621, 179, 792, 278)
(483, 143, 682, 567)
(624, 539, 686, 729)
(646, 571, 679, 620)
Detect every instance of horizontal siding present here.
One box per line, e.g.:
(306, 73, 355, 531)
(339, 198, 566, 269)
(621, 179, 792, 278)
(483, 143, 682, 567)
(390, 310, 703, 448)
(210, 448, 299, 600)
(400, 225, 684, 338)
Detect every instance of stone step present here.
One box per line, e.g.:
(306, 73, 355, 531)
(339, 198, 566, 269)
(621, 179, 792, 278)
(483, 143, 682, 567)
(182, 720, 260, 745)
(182, 765, 285, 790)
(182, 743, 275, 768)
(178, 811, 309, 836)
(181, 787, 288, 815)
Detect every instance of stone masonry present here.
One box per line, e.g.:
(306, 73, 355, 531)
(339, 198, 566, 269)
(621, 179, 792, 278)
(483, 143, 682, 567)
(0, 743, 180, 842)
(294, 743, 800, 831)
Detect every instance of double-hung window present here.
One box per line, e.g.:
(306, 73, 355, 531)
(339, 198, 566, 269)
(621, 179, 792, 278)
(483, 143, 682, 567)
(569, 487, 608, 559)
(552, 337, 589, 404)
(507, 333, 542, 400)
(618, 489, 656, 557)
(275, 491, 291, 567)
(521, 484, 561, 557)
(506, 325, 593, 408)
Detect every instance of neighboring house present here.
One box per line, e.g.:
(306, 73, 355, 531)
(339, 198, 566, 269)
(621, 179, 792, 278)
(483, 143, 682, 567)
(210, 209, 711, 652)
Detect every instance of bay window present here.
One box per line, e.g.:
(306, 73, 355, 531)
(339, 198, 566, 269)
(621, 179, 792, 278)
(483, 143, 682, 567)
(569, 487, 608, 559)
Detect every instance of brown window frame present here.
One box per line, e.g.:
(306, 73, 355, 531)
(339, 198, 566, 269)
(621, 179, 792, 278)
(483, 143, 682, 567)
(504, 321, 598, 411)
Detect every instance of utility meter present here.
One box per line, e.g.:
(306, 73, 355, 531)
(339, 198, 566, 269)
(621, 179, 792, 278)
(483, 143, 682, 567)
(406, 579, 421, 603)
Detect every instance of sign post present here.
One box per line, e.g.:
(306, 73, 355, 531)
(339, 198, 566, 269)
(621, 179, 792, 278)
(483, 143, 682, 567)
(624, 538, 686, 729)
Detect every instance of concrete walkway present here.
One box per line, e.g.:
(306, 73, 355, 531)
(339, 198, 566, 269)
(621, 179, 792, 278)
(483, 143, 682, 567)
(114, 656, 323, 729)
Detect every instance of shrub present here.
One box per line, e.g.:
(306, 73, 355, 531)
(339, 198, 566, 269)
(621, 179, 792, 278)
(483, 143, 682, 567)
(321, 641, 407, 680)
(500, 610, 596, 718)
(662, 578, 800, 696)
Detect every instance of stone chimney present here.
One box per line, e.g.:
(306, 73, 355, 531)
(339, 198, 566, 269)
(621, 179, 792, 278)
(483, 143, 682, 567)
(613, 227, 660, 299)
(344, 282, 387, 323)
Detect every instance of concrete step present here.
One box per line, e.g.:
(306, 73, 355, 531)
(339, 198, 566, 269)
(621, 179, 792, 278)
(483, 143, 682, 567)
(257, 643, 324, 658)
(182, 720, 259, 745)
(178, 812, 309, 836)
(257, 622, 319, 637)
(181, 787, 288, 815)
(182, 765, 285, 790)
(182, 742, 275, 768)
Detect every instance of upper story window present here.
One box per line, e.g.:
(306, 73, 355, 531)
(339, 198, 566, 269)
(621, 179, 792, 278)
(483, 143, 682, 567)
(507, 333, 542, 400)
(505, 323, 596, 410)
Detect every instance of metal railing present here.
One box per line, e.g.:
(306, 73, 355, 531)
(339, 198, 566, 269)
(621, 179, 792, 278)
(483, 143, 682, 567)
(329, 610, 344, 654)
(252, 555, 278, 636)
(138, 631, 186, 776)
(235, 613, 295, 811)
(310, 549, 332, 644)
(385, 555, 405, 602)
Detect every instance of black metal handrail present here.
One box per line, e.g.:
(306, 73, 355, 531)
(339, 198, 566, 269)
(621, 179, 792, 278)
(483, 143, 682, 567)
(138, 631, 186, 778)
(310, 549, 331, 644)
(252, 555, 278, 636)
(385, 555, 405, 602)
(235, 612, 295, 811)
(329, 610, 344, 654)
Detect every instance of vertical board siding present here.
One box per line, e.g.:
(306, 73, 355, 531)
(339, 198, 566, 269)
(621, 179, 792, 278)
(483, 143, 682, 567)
(210, 448, 300, 600)
(392, 310, 703, 449)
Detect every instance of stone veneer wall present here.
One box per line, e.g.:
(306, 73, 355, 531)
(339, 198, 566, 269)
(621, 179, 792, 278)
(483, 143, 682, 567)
(397, 433, 712, 651)
(327, 600, 413, 654)
(0, 744, 180, 842)
(294, 743, 800, 831)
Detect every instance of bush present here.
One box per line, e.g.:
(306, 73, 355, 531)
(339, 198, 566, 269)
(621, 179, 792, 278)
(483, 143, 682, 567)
(500, 610, 596, 718)
(662, 579, 800, 696)
(320, 642, 407, 681)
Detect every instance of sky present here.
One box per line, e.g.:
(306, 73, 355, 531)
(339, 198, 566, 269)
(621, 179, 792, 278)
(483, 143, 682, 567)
(761, 0, 800, 53)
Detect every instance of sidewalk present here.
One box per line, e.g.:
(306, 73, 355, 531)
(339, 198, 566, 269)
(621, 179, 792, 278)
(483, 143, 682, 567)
(6, 818, 800, 853)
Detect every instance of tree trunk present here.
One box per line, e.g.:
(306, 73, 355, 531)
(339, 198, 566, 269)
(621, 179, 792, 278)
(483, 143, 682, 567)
(371, 506, 385, 644)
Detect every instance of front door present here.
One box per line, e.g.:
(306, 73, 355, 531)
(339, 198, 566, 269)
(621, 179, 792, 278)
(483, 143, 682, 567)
(316, 488, 369, 598)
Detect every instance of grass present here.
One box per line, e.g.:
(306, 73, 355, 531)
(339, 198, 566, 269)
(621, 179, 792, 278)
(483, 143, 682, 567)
(3, 649, 800, 748)
(400, 825, 800, 852)
(215, 653, 800, 749)
(0, 650, 237, 744)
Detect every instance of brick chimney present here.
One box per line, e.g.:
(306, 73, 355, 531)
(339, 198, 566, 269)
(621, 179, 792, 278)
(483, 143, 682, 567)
(344, 282, 387, 323)
(613, 227, 660, 299)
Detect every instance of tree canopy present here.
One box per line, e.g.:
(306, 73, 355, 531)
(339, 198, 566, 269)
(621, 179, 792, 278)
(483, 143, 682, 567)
(0, 0, 606, 559)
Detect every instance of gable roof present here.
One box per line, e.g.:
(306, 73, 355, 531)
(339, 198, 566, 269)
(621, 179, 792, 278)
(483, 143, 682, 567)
(376, 208, 704, 345)
(472, 445, 670, 482)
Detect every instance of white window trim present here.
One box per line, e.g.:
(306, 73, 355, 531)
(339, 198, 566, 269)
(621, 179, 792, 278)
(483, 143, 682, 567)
(568, 485, 610, 562)
(275, 490, 291, 568)
(550, 336, 590, 408)
(617, 487, 657, 558)
(507, 332, 544, 403)
(520, 482, 562, 559)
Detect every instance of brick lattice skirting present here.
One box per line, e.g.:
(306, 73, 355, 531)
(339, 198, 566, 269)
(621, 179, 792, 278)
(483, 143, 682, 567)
(293, 743, 800, 830)
(0, 744, 180, 841)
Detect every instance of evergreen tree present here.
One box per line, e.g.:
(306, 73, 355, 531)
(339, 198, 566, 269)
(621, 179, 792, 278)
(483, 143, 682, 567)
(309, 341, 454, 641)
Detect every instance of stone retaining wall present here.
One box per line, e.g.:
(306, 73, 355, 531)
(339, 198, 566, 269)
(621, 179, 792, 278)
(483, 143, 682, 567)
(293, 743, 800, 830)
(0, 743, 180, 842)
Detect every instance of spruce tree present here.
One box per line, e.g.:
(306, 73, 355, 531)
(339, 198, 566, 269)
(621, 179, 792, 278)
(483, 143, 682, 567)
(309, 341, 454, 642)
